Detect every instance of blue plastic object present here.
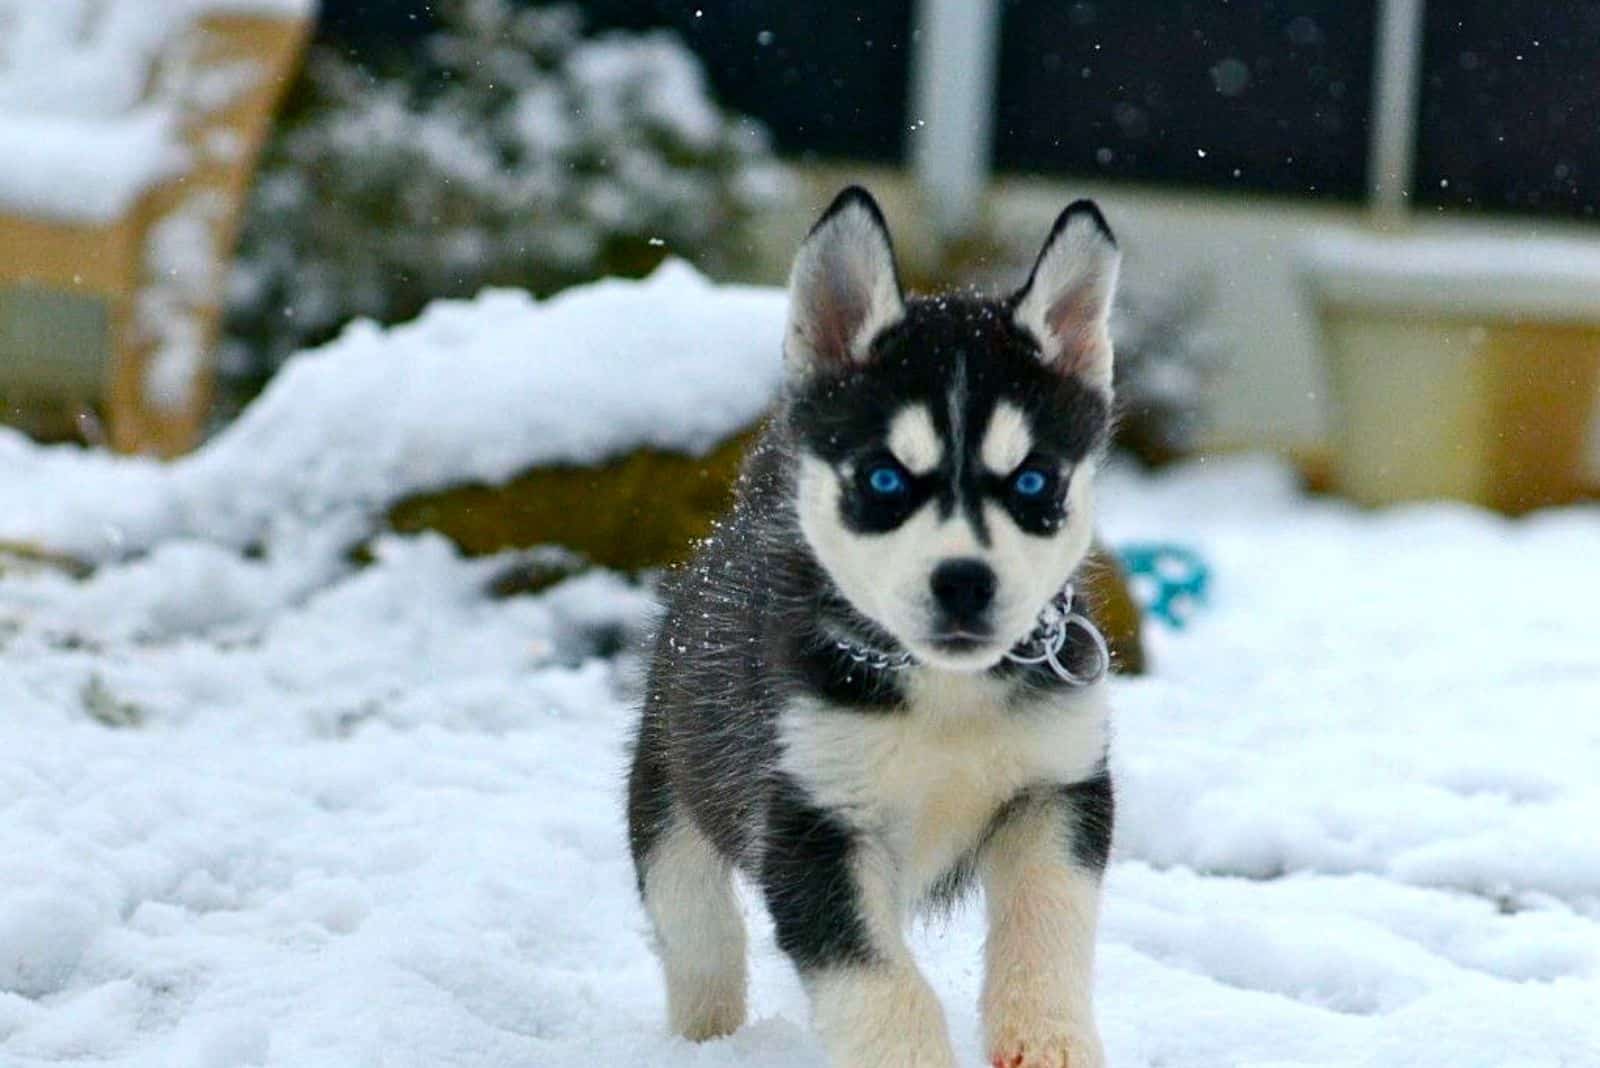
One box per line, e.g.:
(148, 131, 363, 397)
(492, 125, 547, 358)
(1118, 543, 1210, 629)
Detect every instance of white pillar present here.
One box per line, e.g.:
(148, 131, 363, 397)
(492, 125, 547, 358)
(1368, 0, 1426, 223)
(909, 0, 1001, 239)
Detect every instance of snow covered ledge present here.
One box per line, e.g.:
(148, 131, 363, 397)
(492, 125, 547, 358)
(1299, 228, 1600, 513)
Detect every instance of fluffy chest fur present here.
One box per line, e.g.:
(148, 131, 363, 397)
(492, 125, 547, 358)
(778, 672, 1109, 897)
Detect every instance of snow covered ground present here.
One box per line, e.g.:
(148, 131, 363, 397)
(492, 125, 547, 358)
(3, 445, 1597, 1067)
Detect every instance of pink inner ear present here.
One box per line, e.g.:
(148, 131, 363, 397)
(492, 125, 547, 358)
(813, 270, 868, 366)
(1043, 283, 1107, 375)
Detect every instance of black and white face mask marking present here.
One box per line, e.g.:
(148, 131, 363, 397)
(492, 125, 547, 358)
(785, 188, 1120, 672)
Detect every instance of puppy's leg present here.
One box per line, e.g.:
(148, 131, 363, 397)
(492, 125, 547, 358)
(628, 726, 747, 1041)
(641, 813, 748, 1040)
(763, 791, 956, 1068)
(980, 772, 1112, 1068)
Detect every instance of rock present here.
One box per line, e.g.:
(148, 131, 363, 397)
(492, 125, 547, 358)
(0, 541, 92, 580)
(386, 429, 758, 571)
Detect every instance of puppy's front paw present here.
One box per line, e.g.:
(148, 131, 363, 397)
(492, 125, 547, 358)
(987, 1023, 1104, 1068)
(812, 965, 957, 1068)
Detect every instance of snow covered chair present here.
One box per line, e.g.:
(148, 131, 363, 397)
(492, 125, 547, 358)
(0, 0, 313, 456)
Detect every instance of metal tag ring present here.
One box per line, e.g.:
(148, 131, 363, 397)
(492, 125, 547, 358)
(1042, 611, 1109, 686)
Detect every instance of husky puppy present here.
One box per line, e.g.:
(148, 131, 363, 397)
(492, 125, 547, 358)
(628, 187, 1120, 1068)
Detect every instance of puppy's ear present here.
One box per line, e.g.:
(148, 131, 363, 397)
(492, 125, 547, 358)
(784, 187, 905, 378)
(1011, 200, 1121, 391)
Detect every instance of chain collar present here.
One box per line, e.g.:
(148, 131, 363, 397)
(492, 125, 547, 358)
(832, 583, 1110, 687)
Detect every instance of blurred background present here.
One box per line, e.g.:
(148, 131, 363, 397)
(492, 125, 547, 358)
(3, 0, 1599, 516)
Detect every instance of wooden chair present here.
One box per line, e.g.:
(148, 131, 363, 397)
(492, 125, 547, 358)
(0, 4, 311, 456)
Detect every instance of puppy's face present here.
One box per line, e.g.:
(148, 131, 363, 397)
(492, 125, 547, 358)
(784, 189, 1121, 672)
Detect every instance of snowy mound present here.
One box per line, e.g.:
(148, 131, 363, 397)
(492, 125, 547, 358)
(0, 262, 785, 558)
(0, 0, 316, 222)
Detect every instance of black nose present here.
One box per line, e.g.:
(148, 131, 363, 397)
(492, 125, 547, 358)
(929, 558, 997, 624)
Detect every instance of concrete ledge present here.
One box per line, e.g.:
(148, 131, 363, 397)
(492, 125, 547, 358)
(1301, 228, 1600, 323)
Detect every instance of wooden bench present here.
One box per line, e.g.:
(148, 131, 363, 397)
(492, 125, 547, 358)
(0, 1, 312, 456)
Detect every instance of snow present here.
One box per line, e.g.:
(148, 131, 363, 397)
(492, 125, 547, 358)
(0, 0, 315, 223)
(567, 32, 726, 153)
(141, 192, 231, 412)
(0, 110, 186, 224)
(0, 261, 786, 560)
(2, 434, 1598, 1065)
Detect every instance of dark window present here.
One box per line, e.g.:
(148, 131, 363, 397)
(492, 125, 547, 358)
(578, 2, 914, 163)
(313, 0, 426, 43)
(1415, 2, 1600, 219)
(993, 0, 1376, 200)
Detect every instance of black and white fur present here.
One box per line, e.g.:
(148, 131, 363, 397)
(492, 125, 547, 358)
(628, 187, 1121, 1068)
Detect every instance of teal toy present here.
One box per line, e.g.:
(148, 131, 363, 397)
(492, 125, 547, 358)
(1118, 543, 1210, 629)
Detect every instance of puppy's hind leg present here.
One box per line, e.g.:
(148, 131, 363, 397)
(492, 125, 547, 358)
(642, 815, 749, 1040)
(628, 734, 747, 1041)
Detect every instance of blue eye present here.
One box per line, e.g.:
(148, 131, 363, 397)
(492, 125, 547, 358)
(867, 465, 907, 495)
(1012, 468, 1049, 497)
